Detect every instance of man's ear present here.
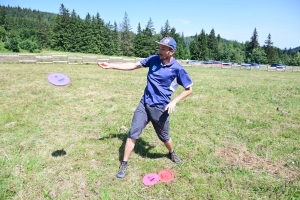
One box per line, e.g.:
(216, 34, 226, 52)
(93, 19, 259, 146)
(170, 48, 175, 55)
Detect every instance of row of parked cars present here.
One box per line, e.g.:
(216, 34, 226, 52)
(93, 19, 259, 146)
(238, 63, 286, 69)
(203, 60, 234, 66)
(186, 60, 286, 69)
(187, 60, 234, 66)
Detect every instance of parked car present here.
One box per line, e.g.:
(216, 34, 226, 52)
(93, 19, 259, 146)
(213, 61, 222, 66)
(250, 62, 261, 68)
(187, 60, 201, 65)
(240, 62, 261, 68)
(241, 63, 251, 67)
(203, 60, 213, 64)
(222, 61, 233, 66)
(270, 63, 286, 69)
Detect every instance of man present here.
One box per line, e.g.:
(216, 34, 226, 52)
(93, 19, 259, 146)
(98, 37, 193, 178)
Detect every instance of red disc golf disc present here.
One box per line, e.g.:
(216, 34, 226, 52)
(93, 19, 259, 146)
(158, 169, 174, 182)
(142, 173, 159, 186)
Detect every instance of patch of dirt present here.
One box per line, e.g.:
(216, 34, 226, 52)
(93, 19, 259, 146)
(214, 145, 299, 180)
(14, 165, 25, 177)
(5, 122, 16, 127)
(120, 125, 129, 132)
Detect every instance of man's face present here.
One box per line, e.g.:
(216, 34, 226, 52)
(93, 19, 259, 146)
(158, 44, 174, 61)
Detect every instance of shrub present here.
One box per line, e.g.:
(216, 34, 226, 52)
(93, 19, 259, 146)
(4, 37, 20, 52)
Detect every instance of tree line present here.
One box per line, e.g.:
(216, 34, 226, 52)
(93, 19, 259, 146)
(0, 4, 299, 66)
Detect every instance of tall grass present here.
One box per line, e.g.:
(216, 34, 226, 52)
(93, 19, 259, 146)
(0, 63, 299, 199)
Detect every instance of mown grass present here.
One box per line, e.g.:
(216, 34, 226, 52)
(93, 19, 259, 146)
(0, 63, 299, 199)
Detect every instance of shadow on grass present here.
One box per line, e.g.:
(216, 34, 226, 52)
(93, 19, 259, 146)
(51, 149, 67, 157)
(98, 133, 168, 162)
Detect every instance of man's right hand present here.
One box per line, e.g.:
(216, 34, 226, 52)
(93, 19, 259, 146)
(98, 62, 111, 69)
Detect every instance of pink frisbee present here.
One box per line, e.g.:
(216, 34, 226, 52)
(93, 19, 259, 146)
(142, 173, 159, 186)
(47, 73, 70, 86)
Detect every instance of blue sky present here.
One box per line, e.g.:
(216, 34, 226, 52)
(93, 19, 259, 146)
(2, 0, 300, 49)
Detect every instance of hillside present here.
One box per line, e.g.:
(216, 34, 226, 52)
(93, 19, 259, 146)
(1, 4, 300, 66)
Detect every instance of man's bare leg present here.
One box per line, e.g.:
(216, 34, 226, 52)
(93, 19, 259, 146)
(164, 137, 174, 153)
(123, 138, 136, 161)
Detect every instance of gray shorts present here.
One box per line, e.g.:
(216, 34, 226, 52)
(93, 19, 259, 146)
(128, 100, 170, 142)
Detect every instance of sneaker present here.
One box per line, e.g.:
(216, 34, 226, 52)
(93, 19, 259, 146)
(169, 151, 181, 164)
(117, 161, 128, 178)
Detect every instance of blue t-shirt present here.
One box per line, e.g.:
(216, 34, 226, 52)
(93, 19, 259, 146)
(140, 55, 193, 109)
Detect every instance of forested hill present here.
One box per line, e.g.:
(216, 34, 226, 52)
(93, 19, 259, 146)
(0, 4, 300, 65)
(1, 5, 55, 30)
(292, 46, 300, 52)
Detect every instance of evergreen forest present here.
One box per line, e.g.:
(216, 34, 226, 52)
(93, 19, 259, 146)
(0, 4, 300, 65)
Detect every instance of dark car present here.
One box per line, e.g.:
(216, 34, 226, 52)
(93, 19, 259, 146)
(250, 62, 261, 68)
(270, 63, 286, 69)
(213, 61, 222, 66)
(203, 60, 213, 64)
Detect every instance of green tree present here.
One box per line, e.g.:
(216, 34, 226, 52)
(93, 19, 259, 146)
(161, 20, 171, 37)
(169, 27, 184, 59)
(19, 39, 39, 52)
(75, 17, 86, 52)
(198, 29, 208, 60)
(0, 26, 6, 41)
(291, 52, 300, 66)
(250, 48, 267, 64)
(0, 6, 6, 27)
(207, 28, 218, 60)
(281, 52, 291, 65)
(246, 28, 260, 60)
(134, 19, 158, 58)
(189, 33, 199, 60)
(146, 18, 156, 35)
(133, 23, 144, 57)
(221, 42, 232, 61)
(83, 13, 98, 54)
(145, 18, 158, 55)
(231, 41, 245, 63)
(93, 12, 105, 54)
(119, 12, 134, 56)
(215, 34, 224, 60)
(264, 33, 278, 64)
(102, 21, 121, 56)
(189, 30, 208, 60)
(112, 21, 121, 56)
(36, 12, 50, 48)
(67, 10, 80, 52)
(51, 4, 70, 51)
(276, 47, 283, 63)
(5, 37, 19, 52)
(180, 32, 190, 59)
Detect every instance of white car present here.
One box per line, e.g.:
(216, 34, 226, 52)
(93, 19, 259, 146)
(222, 62, 233, 66)
(241, 63, 251, 67)
(187, 60, 201, 65)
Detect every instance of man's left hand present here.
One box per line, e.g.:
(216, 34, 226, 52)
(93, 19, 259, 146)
(165, 101, 177, 114)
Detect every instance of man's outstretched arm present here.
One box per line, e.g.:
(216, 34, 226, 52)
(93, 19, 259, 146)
(98, 61, 142, 71)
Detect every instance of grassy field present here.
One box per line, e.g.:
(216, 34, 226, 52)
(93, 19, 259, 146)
(1, 62, 299, 199)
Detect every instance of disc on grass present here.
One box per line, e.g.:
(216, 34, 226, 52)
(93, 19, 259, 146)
(47, 73, 70, 86)
(142, 173, 159, 186)
(158, 169, 174, 182)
